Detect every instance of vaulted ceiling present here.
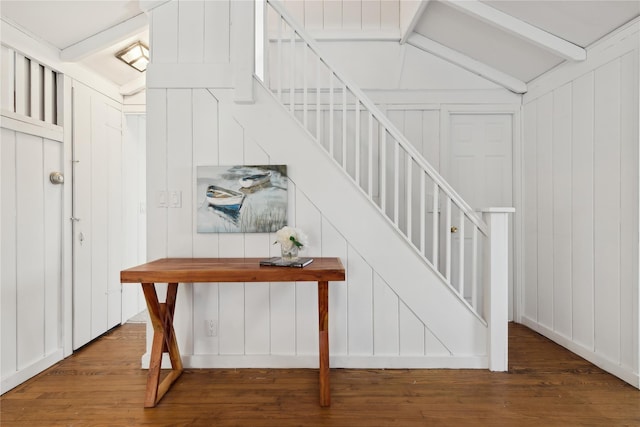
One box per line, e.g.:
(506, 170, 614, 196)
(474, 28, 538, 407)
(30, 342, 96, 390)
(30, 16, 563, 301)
(1, 0, 638, 95)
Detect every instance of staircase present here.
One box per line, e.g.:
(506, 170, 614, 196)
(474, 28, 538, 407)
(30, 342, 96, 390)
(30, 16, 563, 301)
(237, 0, 511, 369)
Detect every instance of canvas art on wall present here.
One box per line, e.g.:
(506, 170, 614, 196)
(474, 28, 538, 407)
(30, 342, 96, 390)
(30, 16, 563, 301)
(197, 165, 288, 233)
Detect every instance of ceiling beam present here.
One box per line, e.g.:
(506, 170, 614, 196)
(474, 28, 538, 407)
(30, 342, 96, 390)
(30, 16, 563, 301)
(119, 75, 146, 96)
(445, 0, 586, 61)
(400, 0, 432, 44)
(60, 13, 148, 62)
(407, 33, 527, 94)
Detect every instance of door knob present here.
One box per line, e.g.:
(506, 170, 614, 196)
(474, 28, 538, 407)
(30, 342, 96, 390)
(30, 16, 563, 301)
(450, 226, 458, 233)
(49, 171, 64, 184)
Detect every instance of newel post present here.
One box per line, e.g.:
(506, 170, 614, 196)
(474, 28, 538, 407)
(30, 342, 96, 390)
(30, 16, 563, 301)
(481, 207, 515, 372)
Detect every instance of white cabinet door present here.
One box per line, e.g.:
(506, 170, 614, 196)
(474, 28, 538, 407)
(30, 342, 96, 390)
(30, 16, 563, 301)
(448, 114, 514, 319)
(72, 82, 123, 349)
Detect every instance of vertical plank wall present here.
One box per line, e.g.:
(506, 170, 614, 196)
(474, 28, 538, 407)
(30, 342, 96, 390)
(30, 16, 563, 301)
(146, 86, 451, 364)
(121, 114, 148, 322)
(145, 0, 460, 367)
(1, 129, 63, 392)
(522, 31, 639, 385)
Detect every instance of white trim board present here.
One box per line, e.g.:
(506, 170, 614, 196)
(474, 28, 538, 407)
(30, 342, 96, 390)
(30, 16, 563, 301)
(0, 350, 63, 394)
(143, 353, 489, 370)
(521, 316, 639, 389)
(1, 110, 64, 141)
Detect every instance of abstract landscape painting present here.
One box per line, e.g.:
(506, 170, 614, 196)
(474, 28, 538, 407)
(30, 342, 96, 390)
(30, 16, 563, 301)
(197, 165, 288, 233)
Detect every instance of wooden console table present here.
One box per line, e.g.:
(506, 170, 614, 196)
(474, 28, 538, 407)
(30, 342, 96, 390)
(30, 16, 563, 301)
(120, 257, 345, 408)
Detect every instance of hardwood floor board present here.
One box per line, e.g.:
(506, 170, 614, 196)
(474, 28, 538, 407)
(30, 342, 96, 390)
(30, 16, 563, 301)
(1, 323, 638, 426)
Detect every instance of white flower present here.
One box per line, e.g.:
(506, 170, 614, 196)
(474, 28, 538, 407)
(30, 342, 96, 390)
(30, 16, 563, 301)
(274, 226, 308, 251)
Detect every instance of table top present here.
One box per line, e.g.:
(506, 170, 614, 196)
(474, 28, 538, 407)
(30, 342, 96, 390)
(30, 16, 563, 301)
(120, 257, 345, 284)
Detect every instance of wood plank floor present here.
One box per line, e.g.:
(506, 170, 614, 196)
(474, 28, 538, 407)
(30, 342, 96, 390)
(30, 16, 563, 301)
(1, 323, 638, 426)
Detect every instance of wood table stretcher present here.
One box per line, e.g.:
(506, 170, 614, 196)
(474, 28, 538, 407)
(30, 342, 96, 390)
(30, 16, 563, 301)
(120, 257, 346, 408)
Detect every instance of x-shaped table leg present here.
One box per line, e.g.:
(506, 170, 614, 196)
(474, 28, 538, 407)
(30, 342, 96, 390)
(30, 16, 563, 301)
(141, 283, 183, 408)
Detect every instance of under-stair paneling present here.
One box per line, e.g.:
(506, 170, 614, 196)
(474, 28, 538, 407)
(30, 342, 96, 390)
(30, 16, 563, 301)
(321, 217, 349, 356)
(399, 301, 424, 355)
(522, 26, 639, 387)
(373, 272, 400, 355)
(347, 246, 374, 355)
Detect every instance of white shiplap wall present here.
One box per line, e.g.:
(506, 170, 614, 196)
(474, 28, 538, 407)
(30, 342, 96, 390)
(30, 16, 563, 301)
(145, 0, 491, 368)
(521, 22, 639, 387)
(145, 85, 464, 367)
(1, 129, 64, 393)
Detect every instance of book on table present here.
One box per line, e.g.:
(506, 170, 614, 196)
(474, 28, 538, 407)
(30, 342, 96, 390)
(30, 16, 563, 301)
(259, 257, 314, 268)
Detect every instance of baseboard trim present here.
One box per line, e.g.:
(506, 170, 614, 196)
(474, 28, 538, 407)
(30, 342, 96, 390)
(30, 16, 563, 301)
(520, 316, 639, 389)
(141, 353, 488, 370)
(1, 349, 64, 394)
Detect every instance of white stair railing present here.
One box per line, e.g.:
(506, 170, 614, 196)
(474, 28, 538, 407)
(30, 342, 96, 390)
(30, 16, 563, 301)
(260, 0, 489, 319)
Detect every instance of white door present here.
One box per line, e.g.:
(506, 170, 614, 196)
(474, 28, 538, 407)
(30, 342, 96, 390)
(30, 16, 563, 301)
(448, 114, 514, 319)
(72, 82, 123, 349)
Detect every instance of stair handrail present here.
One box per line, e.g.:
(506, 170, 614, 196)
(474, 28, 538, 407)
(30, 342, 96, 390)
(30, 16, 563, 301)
(264, 0, 488, 235)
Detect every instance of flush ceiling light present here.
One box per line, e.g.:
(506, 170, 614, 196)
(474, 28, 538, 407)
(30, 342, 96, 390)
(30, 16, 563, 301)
(115, 41, 149, 72)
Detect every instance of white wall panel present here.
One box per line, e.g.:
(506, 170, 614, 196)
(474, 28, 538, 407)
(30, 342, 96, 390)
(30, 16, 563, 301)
(1, 129, 18, 378)
(106, 105, 122, 329)
(192, 89, 219, 257)
(270, 281, 297, 355)
(619, 51, 639, 371)
(522, 34, 639, 387)
(219, 283, 245, 354)
(342, 1, 362, 29)
(151, 1, 179, 64)
(551, 83, 572, 338)
(1, 127, 63, 392)
(399, 301, 425, 355)
(146, 88, 168, 261)
(593, 59, 622, 363)
(322, 217, 348, 355)
(122, 114, 147, 322)
(16, 133, 45, 369)
(379, 0, 399, 29)
(178, 1, 204, 64)
(323, 0, 342, 29)
(167, 89, 194, 257)
(43, 138, 62, 353)
(570, 72, 594, 349)
(72, 85, 92, 347)
(192, 89, 220, 354)
(204, 0, 230, 63)
(535, 92, 554, 330)
(304, 0, 324, 29)
(90, 97, 109, 339)
(361, 1, 381, 30)
(245, 282, 271, 354)
(347, 246, 374, 355)
(373, 273, 399, 355)
(294, 190, 322, 355)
